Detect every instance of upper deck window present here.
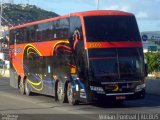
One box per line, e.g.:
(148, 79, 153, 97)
(84, 16, 141, 42)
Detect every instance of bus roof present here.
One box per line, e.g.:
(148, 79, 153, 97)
(10, 10, 134, 30)
(71, 10, 133, 17)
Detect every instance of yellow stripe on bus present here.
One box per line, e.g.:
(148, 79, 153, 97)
(52, 40, 70, 56)
(24, 44, 42, 56)
(27, 74, 43, 91)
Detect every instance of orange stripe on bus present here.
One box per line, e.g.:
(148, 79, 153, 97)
(86, 42, 142, 49)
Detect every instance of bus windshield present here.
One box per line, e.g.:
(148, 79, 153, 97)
(84, 16, 141, 42)
(89, 48, 144, 80)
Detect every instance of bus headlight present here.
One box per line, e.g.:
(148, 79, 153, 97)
(135, 84, 146, 92)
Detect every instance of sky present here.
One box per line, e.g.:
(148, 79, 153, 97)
(2, 0, 160, 32)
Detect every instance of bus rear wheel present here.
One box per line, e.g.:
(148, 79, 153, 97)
(19, 79, 25, 95)
(25, 80, 31, 96)
(57, 81, 67, 103)
(67, 82, 79, 105)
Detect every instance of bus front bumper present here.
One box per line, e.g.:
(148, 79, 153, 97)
(89, 89, 145, 102)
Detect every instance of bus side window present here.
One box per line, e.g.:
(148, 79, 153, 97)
(38, 22, 53, 41)
(26, 26, 35, 43)
(22, 28, 27, 43)
(54, 20, 60, 39)
(9, 30, 15, 45)
(15, 29, 20, 44)
(36, 26, 42, 42)
(69, 17, 83, 46)
(26, 27, 30, 43)
(52, 21, 56, 39)
(59, 18, 69, 39)
(37, 24, 44, 42)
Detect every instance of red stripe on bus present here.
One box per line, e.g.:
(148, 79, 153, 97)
(86, 42, 142, 49)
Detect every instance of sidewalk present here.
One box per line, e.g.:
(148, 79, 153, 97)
(0, 69, 9, 77)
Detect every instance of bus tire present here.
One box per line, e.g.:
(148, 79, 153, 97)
(19, 79, 25, 95)
(57, 81, 66, 103)
(25, 80, 31, 96)
(67, 82, 79, 105)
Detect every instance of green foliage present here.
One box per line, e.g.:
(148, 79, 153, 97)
(144, 52, 160, 73)
(2, 3, 59, 26)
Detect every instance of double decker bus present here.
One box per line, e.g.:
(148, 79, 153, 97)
(9, 10, 147, 105)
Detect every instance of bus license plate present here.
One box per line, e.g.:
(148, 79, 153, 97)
(116, 96, 126, 100)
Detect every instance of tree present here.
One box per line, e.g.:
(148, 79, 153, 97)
(144, 52, 160, 73)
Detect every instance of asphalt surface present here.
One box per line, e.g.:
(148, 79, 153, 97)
(0, 77, 160, 120)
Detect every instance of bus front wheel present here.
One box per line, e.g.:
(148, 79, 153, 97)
(67, 82, 79, 105)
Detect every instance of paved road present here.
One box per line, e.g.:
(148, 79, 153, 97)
(0, 77, 160, 120)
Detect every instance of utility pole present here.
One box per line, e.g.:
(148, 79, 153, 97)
(27, 0, 29, 4)
(0, 2, 2, 53)
(10, 0, 14, 4)
(0, 3, 2, 27)
(97, 0, 100, 10)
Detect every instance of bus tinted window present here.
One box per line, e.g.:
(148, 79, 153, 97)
(70, 17, 82, 35)
(118, 48, 144, 57)
(88, 48, 117, 58)
(84, 16, 141, 42)
(17, 28, 26, 44)
(36, 18, 69, 41)
(10, 18, 69, 44)
(10, 28, 27, 44)
(38, 22, 53, 41)
(27, 26, 37, 42)
(69, 17, 83, 45)
(59, 19, 69, 39)
(9, 30, 15, 44)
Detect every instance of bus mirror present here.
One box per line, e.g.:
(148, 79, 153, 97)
(71, 67, 76, 74)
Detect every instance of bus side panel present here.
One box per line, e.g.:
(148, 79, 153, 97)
(10, 63, 19, 88)
(9, 44, 25, 88)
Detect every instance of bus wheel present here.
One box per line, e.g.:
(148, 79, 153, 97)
(67, 82, 79, 105)
(25, 80, 31, 96)
(57, 81, 65, 103)
(19, 80, 25, 95)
